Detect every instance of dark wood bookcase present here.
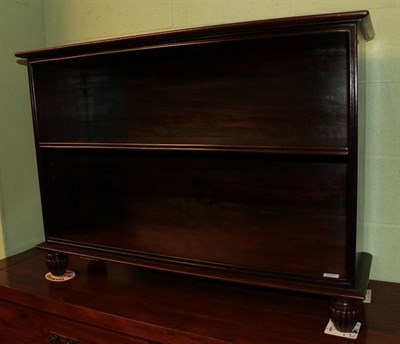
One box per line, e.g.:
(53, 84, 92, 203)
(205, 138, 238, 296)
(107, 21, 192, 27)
(16, 11, 374, 331)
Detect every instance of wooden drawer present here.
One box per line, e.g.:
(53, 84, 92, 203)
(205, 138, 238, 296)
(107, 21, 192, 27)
(0, 299, 155, 344)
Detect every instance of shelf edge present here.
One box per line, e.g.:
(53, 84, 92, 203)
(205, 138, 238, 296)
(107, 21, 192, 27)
(38, 142, 349, 156)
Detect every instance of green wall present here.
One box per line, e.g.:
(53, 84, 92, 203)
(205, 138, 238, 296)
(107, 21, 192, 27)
(0, 0, 45, 259)
(1, 0, 399, 283)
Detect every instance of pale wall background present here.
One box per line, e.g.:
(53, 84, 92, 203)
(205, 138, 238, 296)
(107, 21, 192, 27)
(0, 0, 399, 282)
(0, 0, 45, 258)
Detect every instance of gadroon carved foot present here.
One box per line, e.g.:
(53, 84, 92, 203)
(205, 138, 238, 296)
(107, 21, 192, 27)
(329, 298, 361, 332)
(45, 251, 69, 276)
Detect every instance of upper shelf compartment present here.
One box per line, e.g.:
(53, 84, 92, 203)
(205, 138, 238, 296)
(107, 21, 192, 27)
(31, 31, 350, 149)
(21, 11, 373, 151)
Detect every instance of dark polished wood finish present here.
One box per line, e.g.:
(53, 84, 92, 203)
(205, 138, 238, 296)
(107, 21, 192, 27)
(0, 250, 399, 344)
(16, 11, 374, 330)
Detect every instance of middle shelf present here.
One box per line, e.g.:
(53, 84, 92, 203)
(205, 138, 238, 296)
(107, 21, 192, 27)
(38, 142, 349, 157)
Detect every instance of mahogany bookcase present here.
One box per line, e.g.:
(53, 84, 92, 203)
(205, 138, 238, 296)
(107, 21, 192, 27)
(16, 10, 374, 332)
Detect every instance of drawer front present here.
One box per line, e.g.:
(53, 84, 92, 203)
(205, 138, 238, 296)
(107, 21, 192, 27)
(0, 300, 155, 344)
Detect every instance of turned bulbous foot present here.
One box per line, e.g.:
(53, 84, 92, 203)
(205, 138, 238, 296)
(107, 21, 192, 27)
(45, 251, 69, 276)
(329, 298, 361, 332)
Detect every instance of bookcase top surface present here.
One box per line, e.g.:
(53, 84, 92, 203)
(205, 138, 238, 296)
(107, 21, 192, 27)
(15, 10, 374, 61)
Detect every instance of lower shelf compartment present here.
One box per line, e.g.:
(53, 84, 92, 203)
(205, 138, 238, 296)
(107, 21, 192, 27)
(40, 149, 350, 282)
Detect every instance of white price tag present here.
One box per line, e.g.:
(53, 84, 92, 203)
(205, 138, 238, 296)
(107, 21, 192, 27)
(323, 273, 340, 279)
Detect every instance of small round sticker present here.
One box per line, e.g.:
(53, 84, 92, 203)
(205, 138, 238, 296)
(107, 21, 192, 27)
(45, 270, 76, 282)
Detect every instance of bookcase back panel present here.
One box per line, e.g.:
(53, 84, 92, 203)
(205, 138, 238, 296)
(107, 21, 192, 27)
(33, 32, 349, 148)
(40, 149, 348, 280)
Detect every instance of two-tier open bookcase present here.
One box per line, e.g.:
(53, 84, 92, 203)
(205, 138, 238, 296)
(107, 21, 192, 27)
(16, 11, 374, 331)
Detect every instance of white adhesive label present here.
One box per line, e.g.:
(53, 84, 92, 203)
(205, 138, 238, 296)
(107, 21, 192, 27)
(323, 273, 340, 279)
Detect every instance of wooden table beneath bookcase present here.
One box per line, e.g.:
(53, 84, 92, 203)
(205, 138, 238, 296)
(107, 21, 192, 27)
(0, 248, 399, 344)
